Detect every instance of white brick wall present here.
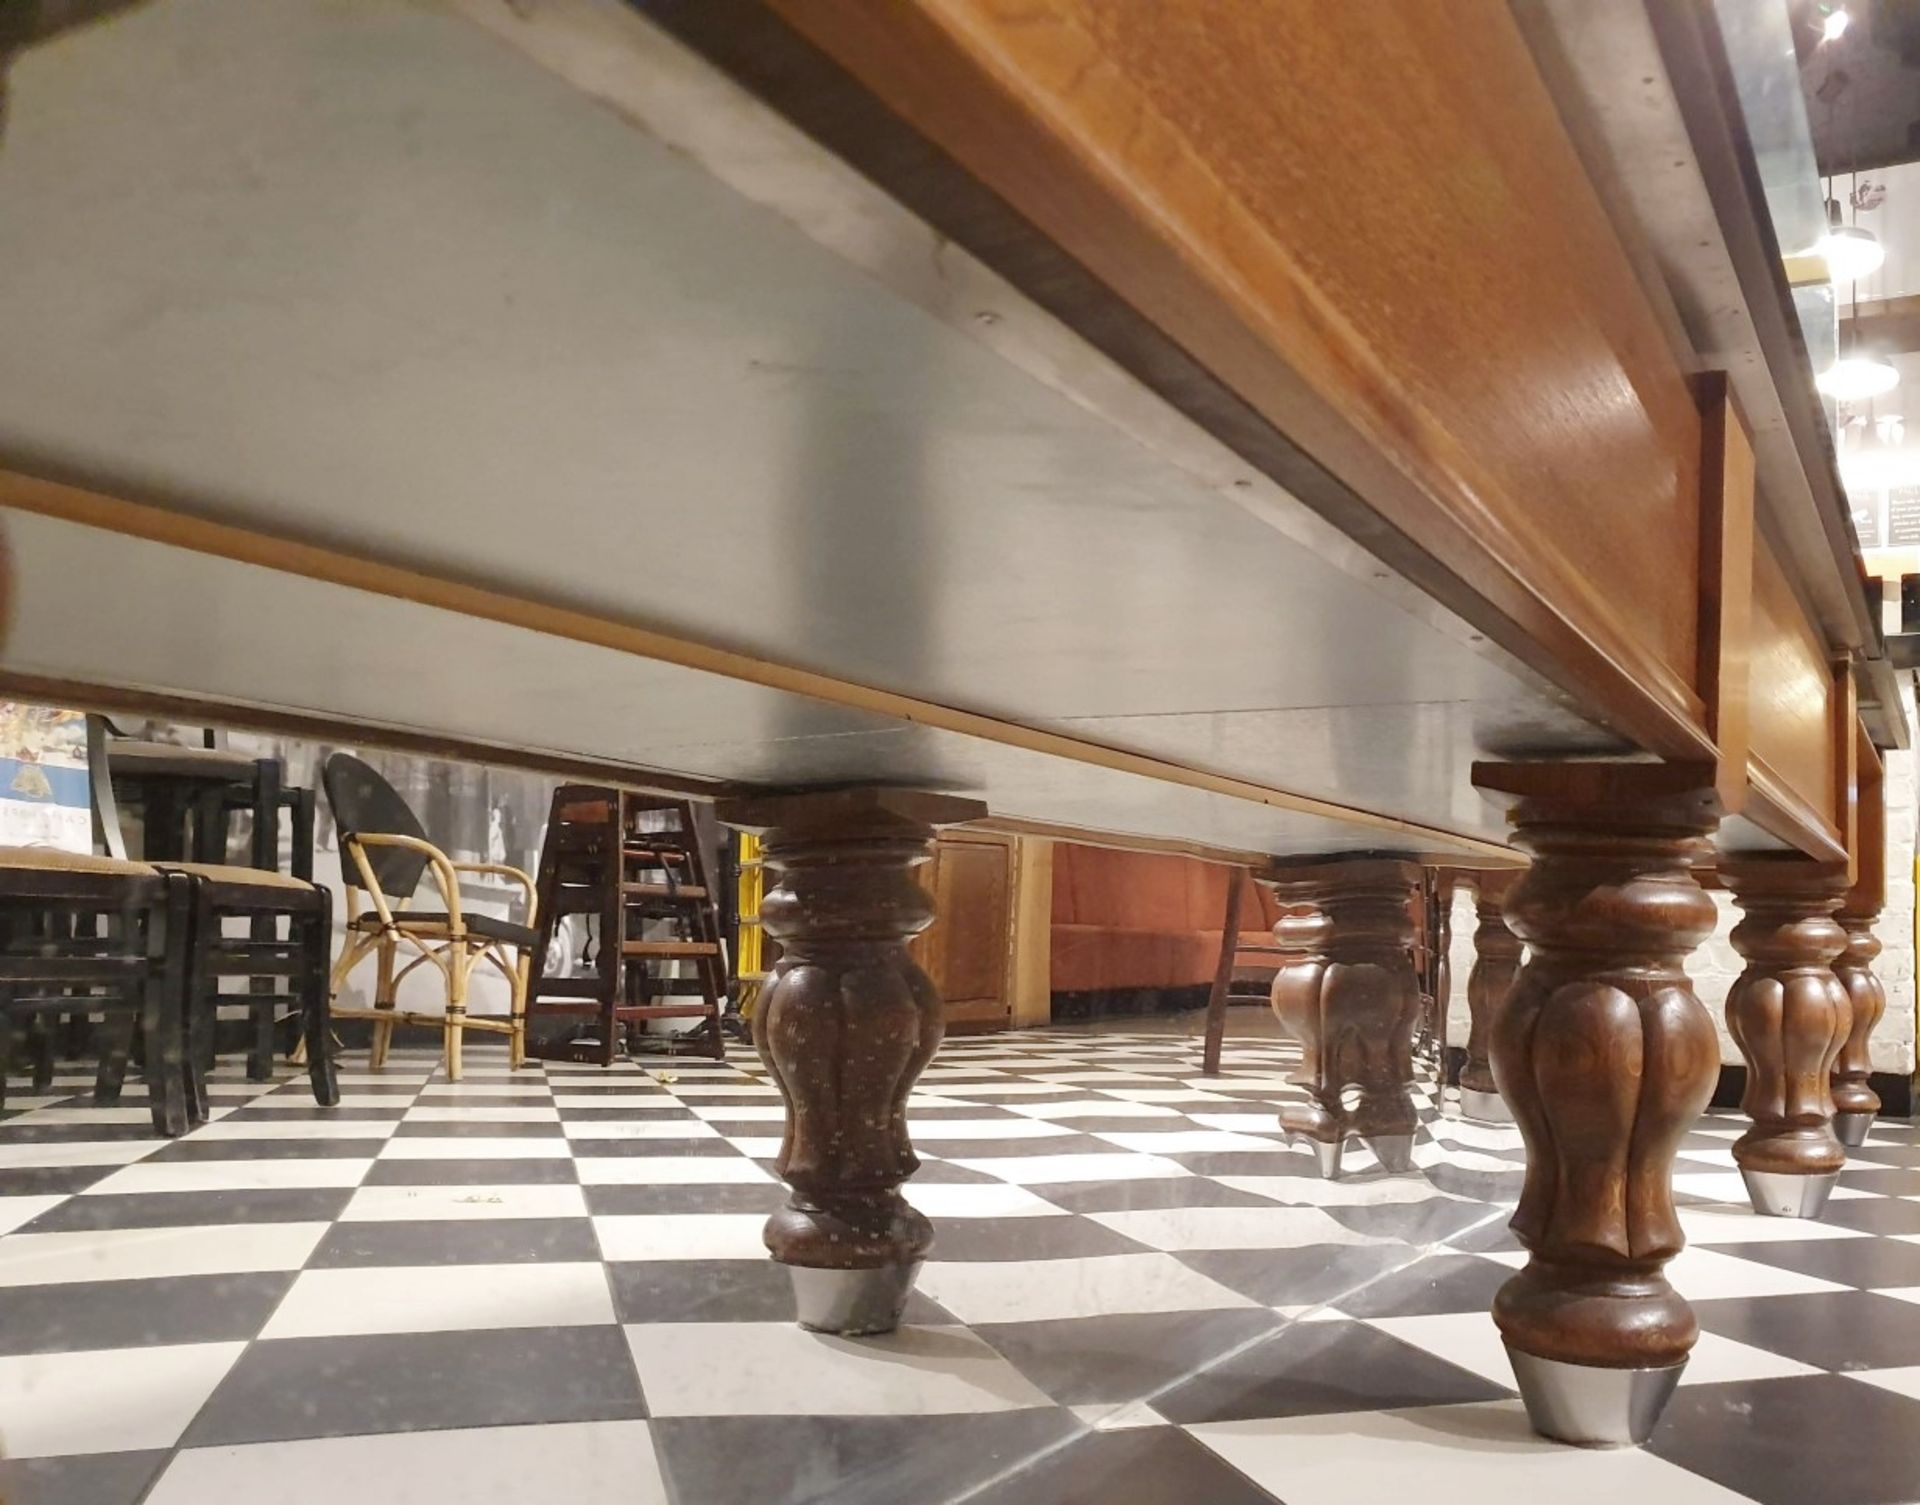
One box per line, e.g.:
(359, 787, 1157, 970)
(1447, 681, 1916, 1079)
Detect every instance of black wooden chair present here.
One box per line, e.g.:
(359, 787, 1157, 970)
(160, 861, 339, 1109)
(322, 753, 535, 1081)
(0, 848, 192, 1135)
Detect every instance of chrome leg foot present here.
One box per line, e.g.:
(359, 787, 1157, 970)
(1286, 1130, 1345, 1179)
(787, 1262, 921, 1336)
(1834, 1111, 1874, 1148)
(1740, 1167, 1840, 1219)
(1505, 1345, 1686, 1448)
(1364, 1133, 1416, 1174)
(1459, 1087, 1511, 1124)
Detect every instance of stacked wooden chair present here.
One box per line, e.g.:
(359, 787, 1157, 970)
(524, 786, 728, 1065)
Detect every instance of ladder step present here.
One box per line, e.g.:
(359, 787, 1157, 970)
(621, 882, 709, 900)
(621, 941, 720, 958)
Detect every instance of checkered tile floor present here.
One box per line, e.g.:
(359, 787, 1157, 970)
(0, 1024, 1918, 1505)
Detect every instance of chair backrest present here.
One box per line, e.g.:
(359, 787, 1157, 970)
(322, 753, 431, 899)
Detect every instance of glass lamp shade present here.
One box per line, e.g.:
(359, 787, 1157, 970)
(1817, 354, 1899, 401)
(1819, 224, 1885, 284)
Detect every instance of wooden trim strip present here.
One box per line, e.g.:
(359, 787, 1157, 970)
(0, 470, 1518, 861)
(1744, 752, 1846, 865)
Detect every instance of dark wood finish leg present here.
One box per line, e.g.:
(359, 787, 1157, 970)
(717, 787, 986, 1335)
(1200, 868, 1246, 1075)
(303, 894, 340, 1107)
(1267, 857, 1422, 1178)
(1460, 869, 1522, 1123)
(1722, 856, 1851, 1217)
(1831, 912, 1885, 1146)
(144, 880, 191, 1137)
(1474, 764, 1721, 1446)
(1432, 871, 1455, 1074)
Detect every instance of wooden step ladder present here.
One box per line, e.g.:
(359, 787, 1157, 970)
(523, 786, 728, 1064)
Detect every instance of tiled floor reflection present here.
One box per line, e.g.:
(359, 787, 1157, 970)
(0, 1021, 1917, 1503)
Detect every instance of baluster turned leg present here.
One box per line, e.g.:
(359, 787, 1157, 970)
(1269, 858, 1422, 1178)
(1459, 870, 1523, 1124)
(1475, 765, 1721, 1447)
(1721, 857, 1851, 1218)
(717, 788, 986, 1335)
(1831, 912, 1886, 1149)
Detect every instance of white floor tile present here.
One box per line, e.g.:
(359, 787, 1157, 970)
(1094, 1130, 1288, 1155)
(562, 1120, 720, 1141)
(1010, 1100, 1183, 1120)
(551, 1094, 679, 1109)
(1088, 1204, 1397, 1252)
(1679, 1203, 1868, 1244)
(405, 1106, 560, 1123)
(574, 1157, 774, 1186)
(147, 1419, 668, 1505)
(377, 1136, 572, 1160)
(86, 1158, 374, 1193)
(906, 1182, 1067, 1218)
(918, 1253, 1257, 1324)
(339, 1183, 589, 1220)
(662, 1083, 780, 1097)
(951, 1153, 1193, 1186)
(0, 1195, 63, 1236)
(0, 1342, 246, 1456)
(595, 1213, 770, 1260)
(238, 1094, 409, 1113)
(1667, 1244, 1850, 1300)
(1362, 1311, 1817, 1390)
(0, 1222, 328, 1285)
(189, 1119, 396, 1141)
(932, 1081, 1086, 1098)
(627, 1322, 1053, 1416)
(1071, 1399, 1168, 1431)
(904, 1119, 1078, 1141)
(1217, 1175, 1457, 1208)
(11, 1106, 158, 1126)
(690, 1105, 787, 1122)
(1846, 1365, 1920, 1402)
(261, 1261, 614, 1337)
(1190, 1400, 1753, 1503)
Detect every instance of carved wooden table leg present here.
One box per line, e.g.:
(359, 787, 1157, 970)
(1459, 869, 1523, 1124)
(1831, 910, 1885, 1148)
(1721, 856, 1851, 1218)
(716, 788, 986, 1335)
(1832, 738, 1887, 1149)
(1474, 764, 1721, 1447)
(1267, 857, 1422, 1178)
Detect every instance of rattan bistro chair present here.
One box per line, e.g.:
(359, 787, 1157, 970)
(0, 848, 192, 1135)
(321, 754, 535, 1081)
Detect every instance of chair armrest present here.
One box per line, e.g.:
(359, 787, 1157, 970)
(451, 861, 538, 929)
(349, 832, 464, 930)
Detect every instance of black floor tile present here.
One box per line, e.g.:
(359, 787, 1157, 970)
(1693, 1290, 1920, 1371)
(309, 1217, 601, 1267)
(1152, 1316, 1513, 1424)
(650, 1410, 1082, 1505)
(0, 1450, 170, 1505)
(1320, 1198, 1504, 1245)
(922, 1134, 1118, 1159)
(1174, 1244, 1420, 1307)
(362, 1156, 579, 1185)
(389, 1121, 564, 1139)
(24, 1188, 355, 1232)
(1649, 1374, 1920, 1505)
(184, 1325, 648, 1445)
(972, 1423, 1281, 1505)
(0, 1272, 295, 1354)
(562, 1136, 745, 1158)
(922, 1216, 1152, 1262)
(608, 1258, 954, 1326)
(974, 1308, 1283, 1404)
(147, 1138, 373, 1161)
(1709, 1235, 1920, 1290)
(1822, 1196, 1920, 1236)
(1332, 1253, 1514, 1317)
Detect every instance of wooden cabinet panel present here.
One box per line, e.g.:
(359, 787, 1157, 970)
(1746, 532, 1843, 856)
(913, 833, 1014, 1032)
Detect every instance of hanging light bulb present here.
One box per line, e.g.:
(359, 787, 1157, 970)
(1820, 223, 1886, 283)
(1823, 6, 1851, 41)
(1818, 353, 1900, 400)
